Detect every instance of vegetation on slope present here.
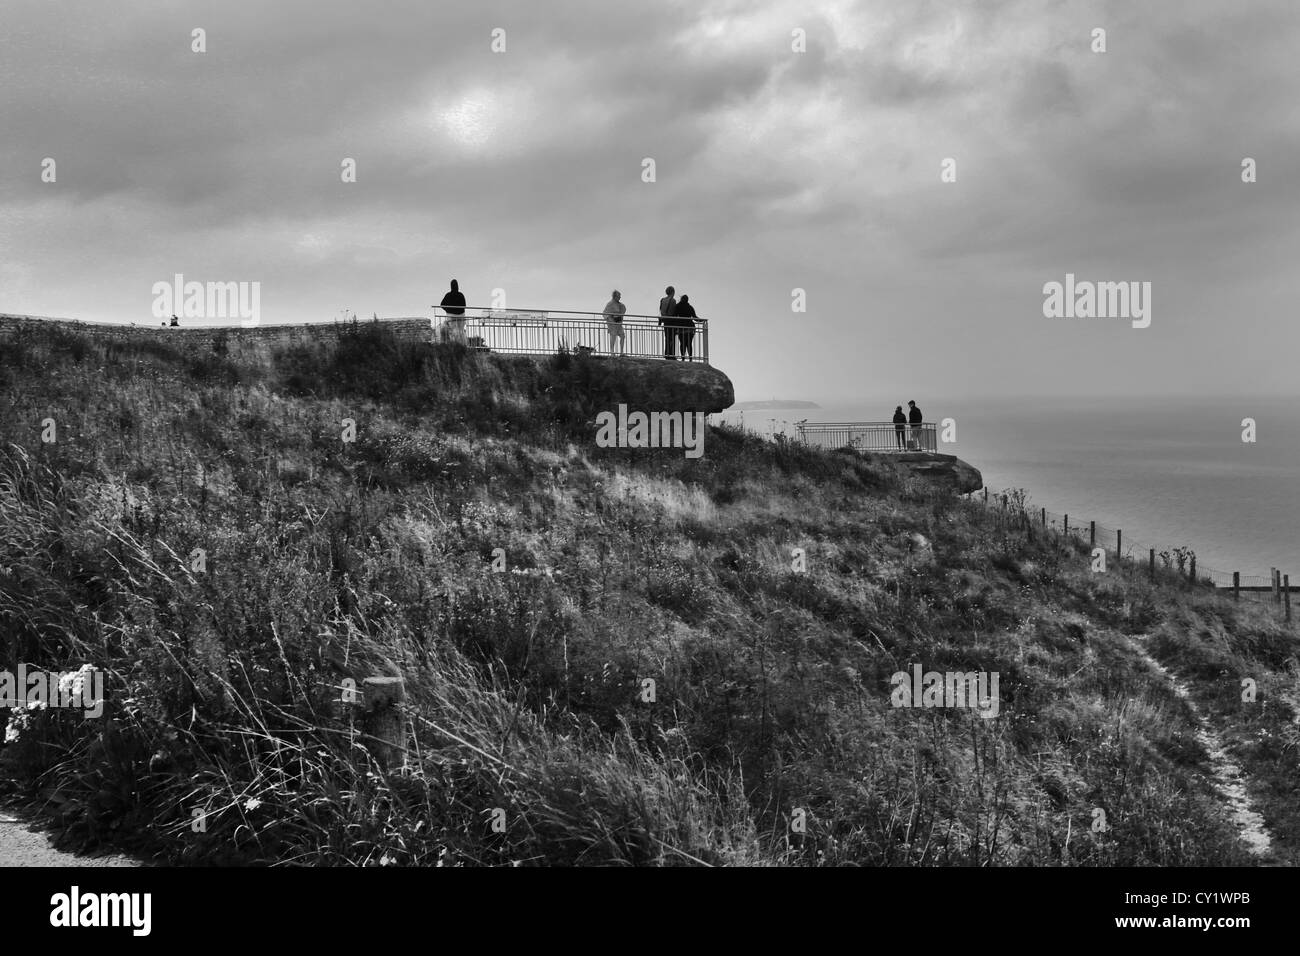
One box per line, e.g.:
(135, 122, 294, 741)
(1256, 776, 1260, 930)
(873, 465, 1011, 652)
(0, 321, 1294, 865)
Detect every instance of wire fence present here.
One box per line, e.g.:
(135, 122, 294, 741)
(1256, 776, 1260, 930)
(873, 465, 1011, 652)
(706, 417, 1294, 625)
(967, 487, 1295, 625)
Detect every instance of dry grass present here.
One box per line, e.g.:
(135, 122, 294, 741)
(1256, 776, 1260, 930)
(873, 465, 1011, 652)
(0, 322, 1292, 865)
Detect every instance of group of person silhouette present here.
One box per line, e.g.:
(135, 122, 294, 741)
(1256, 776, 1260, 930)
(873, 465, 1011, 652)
(601, 286, 698, 360)
(892, 401, 925, 449)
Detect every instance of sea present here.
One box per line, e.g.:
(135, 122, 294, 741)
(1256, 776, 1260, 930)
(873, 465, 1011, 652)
(716, 395, 1300, 579)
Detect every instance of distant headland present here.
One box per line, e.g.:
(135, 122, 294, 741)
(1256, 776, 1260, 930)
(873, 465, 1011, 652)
(731, 399, 821, 410)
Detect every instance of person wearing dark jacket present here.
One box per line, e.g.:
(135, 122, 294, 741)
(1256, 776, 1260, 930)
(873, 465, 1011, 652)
(438, 279, 467, 342)
(659, 286, 677, 359)
(893, 405, 907, 449)
(907, 400, 923, 449)
(673, 295, 697, 361)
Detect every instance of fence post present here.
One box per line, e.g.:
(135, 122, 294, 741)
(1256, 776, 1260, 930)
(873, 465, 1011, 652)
(1286, 574, 1292, 623)
(1041, 507, 1046, 529)
(1233, 571, 1240, 601)
(984, 487, 988, 503)
(1189, 555, 1196, 586)
(1149, 549, 1155, 582)
(1116, 529, 1122, 566)
(1064, 514, 1069, 536)
(357, 675, 406, 771)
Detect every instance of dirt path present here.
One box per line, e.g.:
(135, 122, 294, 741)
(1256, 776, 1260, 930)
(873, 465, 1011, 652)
(1132, 638, 1275, 859)
(0, 810, 139, 867)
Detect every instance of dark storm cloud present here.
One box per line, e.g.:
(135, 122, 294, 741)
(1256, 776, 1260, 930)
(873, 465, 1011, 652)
(2, 0, 1298, 398)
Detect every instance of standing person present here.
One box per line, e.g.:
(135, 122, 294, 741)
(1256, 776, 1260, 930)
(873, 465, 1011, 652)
(893, 405, 907, 449)
(659, 285, 677, 359)
(673, 294, 697, 362)
(908, 400, 923, 450)
(437, 278, 467, 343)
(603, 290, 627, 356)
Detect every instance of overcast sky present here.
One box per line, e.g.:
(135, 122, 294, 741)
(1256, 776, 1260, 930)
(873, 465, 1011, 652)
(2, 0, 1297, 401)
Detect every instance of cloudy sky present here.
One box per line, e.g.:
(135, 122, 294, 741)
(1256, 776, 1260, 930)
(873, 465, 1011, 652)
(2, 0, 1297, 401)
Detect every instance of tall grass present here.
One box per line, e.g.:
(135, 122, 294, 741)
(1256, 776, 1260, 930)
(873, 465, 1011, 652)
(0, 322, 1291, 865)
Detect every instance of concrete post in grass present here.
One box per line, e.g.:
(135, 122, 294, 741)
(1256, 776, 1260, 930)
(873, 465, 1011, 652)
(360, 675, 406, 770)
(1233, 571, 1240, 601)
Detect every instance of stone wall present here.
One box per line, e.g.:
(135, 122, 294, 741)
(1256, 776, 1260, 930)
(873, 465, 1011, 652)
(0, 314, 435, 351)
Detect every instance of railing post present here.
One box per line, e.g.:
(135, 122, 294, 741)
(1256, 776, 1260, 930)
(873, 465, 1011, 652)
(1286, 575, 1292, 622)
(701, 320, 709, 365)
(1276, 568, 1283, 604)
(1149, 549, 1155, 581)
(1233, 571, 1240, 601)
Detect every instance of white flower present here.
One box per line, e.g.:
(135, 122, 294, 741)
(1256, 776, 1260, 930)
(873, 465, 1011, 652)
(244, 797, 262, 811)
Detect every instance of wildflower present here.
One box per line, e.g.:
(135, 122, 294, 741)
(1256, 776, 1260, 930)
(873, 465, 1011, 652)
(4, 704, 41, 743)
(244, 797, 262, 811)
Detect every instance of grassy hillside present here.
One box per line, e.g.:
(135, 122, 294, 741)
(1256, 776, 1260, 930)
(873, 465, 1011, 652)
(0, 321, 1296, 866)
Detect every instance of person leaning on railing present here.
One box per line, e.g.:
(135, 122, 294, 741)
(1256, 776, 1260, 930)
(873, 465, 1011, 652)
(437, 278, 467, 343)
(659, 286, 677, 359)
(672, 294, 697, 362)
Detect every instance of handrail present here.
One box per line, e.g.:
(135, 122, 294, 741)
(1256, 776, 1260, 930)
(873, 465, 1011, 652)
(431, 305, 706, 323)
(796, 421, 933, 427)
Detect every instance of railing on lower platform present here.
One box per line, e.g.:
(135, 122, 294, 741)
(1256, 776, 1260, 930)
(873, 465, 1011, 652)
(794, 421, 938, 453)
(425, 307, 710, 364)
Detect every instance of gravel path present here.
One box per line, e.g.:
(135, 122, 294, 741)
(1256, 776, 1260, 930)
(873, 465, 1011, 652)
(1132, 639, 1275, 859)
(0, 810, 139, 867)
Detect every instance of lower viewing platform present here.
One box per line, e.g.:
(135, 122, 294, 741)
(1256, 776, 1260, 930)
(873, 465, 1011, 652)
(794, 421, 938, 453)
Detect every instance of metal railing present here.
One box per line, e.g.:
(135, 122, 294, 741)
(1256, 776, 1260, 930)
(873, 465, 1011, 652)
(794, 421, 938, 453)
(422, 307, 710, 364)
